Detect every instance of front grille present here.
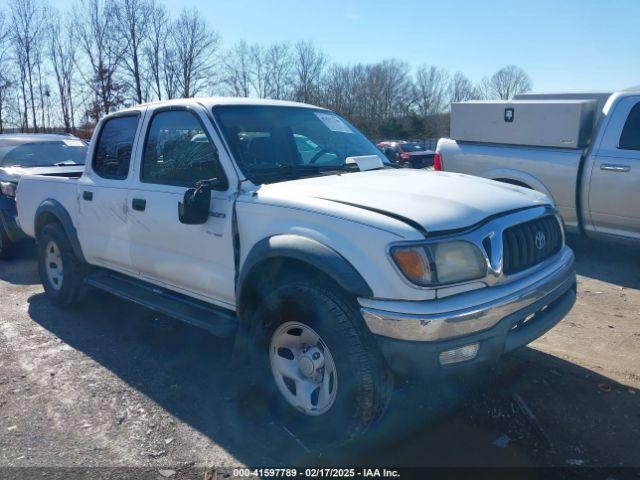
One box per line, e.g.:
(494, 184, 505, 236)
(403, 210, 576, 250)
(502, 215, 562, 275)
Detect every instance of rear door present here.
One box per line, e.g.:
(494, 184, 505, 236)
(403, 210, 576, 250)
(588, 96, 640, 239)
(77, 113, 142, 273)
(126, 105, 238, 308)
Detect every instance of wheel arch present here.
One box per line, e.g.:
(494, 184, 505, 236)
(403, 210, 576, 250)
(34, 199, 86, 263)
(484, 168, 556, 204)
(494, 177, 532, 189)
(232, 235, 374, 369)
(235, 234, 372, 335)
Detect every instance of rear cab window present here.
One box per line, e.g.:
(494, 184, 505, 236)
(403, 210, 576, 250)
(92, 115, 140, 180)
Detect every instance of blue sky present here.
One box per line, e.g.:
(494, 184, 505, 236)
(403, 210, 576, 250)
(57, 0, 640, 92)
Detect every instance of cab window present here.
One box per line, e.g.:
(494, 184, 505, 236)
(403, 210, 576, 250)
(619, 102, 640, 151)
(141, 110, 227, 189)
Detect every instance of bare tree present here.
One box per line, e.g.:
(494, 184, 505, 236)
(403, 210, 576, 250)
(162, 42, 179, 100)
(318, 64, 351, 114)
(0, 1, 540, 140)
(248, 44, 268, 98)
(413, 65, 450, 116)
(293, 41, 326, 104)
(114, 0, 152, 103)
(77, 0, 127, 119)
(362, 60, 411, 124)
(11, 0, 46, 132)
(449, 71, 476, 103)
(171, 9, 220, 98)
(221, 41, 252, 97)
(473, 77, 493, 100)
(264, 42, 293, 99)
(318, 60, 411, 137)
(490, 65, 532, 99)
(144, 2, 168, 100)
(0, 11, 13, 133)
(35, 48, 48, 130)
(48, 10, 77, 132)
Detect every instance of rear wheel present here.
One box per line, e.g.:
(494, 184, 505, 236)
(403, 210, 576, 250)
(37, 223, 87, 307)
(0, 220, 11, 259)
(253, 280, 393, 446)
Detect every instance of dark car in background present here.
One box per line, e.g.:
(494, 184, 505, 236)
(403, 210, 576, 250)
(0, 134, 87, 258)
(377, 140, 435, 169)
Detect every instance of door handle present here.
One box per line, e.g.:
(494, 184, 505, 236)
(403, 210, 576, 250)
(82, 191, 93, 201)
(600, 163, 630, 172)
(131, 198, 146, 211)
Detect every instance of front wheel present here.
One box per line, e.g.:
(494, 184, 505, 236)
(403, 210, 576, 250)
(37, 223, 87, 307)
(254, 281, 393, 446)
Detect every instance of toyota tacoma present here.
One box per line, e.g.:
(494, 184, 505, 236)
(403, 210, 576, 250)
(16, 98, 576, 444)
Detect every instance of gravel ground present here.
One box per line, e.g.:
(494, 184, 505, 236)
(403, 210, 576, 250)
(0, 236, 639, 473)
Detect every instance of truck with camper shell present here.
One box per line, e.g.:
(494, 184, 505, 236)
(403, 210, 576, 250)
(436, 88, 640, 244)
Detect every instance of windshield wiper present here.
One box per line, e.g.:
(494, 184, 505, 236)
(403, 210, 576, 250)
(247, 163, 359, 182)
(53, 161, 80, 166)
(249, 163, 358, 174)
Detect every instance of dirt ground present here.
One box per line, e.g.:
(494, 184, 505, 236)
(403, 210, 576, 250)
(0, 236, 639, 473)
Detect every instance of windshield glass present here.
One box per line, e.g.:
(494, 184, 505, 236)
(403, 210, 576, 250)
(0, 139, 87, 167)
(213, 105, 388, 183)
(400, 142, 425, 152)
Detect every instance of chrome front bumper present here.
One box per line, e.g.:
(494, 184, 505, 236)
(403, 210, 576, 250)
(361, 246, 576, 342)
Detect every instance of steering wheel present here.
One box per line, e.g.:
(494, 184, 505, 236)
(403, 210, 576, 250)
(309, 148, 340, 164)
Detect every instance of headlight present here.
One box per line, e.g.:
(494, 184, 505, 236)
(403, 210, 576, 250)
(391, 240, 487, 287)
(0, 181, 17, 197)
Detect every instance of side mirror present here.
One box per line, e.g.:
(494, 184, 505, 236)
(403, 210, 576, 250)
(178, 180, 213, 225)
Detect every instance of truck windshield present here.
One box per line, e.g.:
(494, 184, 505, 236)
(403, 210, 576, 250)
(0, 140, 87, 167)
(212, 105, 389, 183)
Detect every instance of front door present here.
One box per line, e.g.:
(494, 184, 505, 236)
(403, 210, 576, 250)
(588, 96, 640, 239)
(126, 106, 237, 308)
(77, 113, 142, 274)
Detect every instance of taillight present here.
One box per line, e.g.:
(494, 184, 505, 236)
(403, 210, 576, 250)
(399, 153, 410, 161)
(434, 152, 443, 171)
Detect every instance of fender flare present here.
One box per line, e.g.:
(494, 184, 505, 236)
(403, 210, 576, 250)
(237, 234, 373, 300)
(231, 234, 374, 366)
(483, 167, 556, 204)
(35, 199, 86, 263)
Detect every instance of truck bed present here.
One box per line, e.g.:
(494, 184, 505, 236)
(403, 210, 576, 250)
(437, 138, 583, 231)
(17, 174, 80, 238)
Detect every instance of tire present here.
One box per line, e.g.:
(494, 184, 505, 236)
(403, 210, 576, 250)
(0, 220, 12, 259)
(252, 279, 393, 446)
(37, 222, 87, 307)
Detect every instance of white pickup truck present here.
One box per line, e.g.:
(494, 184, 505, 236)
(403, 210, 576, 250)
(436, 88, 640, 243)
(17, 98, 576, 444)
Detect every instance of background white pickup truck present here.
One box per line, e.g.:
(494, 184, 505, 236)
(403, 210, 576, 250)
(437, 88, 640, 243)
(17, 98, 576, 445)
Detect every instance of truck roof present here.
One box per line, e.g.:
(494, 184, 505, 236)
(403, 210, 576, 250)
(124, 97, 325, 114)
(0, 133, 86, 145)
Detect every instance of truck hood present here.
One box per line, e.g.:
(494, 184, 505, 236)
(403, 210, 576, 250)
(0, 165, 84, 183)
(257, 169, 551, 234)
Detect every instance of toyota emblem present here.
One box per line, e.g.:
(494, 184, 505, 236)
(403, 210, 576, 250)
(535, 231, 546, 250)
